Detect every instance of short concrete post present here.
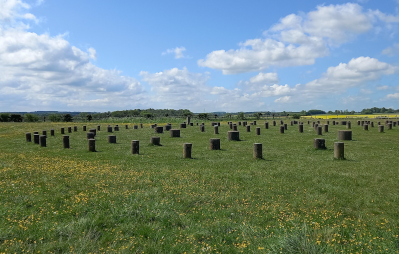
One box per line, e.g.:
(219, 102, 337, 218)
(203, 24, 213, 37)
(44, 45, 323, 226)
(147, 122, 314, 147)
(26, 133, 32, 142)
(140, 123, 143, 128)
(83, 126, 87, 131)
(51, 129, 54, 136)
(214, 125, 219, 134)
(33, 134, 40, 144)
(334, 142, 345, 159)
(108, 135, 116, 143)
(132, 140, 139, 154)
(89, 128, 96, 136)
(299, 124, 303, 133)
(125, 125, 128, 129)
(337, 130, 352, 140)
(357, 120, 361, 126)
(151, 137, 161, 146)
(284, 123, 287, 130)
(63, 135, 70, 148)
(42, 130, 47, 137)
(387, 123, 392, 130)
(314, 123, 318, 131)
(114, 126, 119, 131)
(180, 123, 187, 128)
(87, 132, 95, 139)
(323, 124, 328, 133)
(40, 135, 46, 147)
(371, 122, 374, 127)
(327, 121, 329, 125)
(227, 131, 240, 141)
(290, 121, 293, 126)
(61, 127, 65, 134)
(363, 124, 369, 131)
(238, 121, 242, 126)
(265, 122, 269, 129)
(134, 125, 138, 129)
(246, 125, 251, 132)
(229, 123, 233, 129)
(256, 127, 260, 135)
(361, 121, 364, 126)
(107, 126, 112, 132)
(200, 125, 205, 132)
(347, 121, 351, 129)
(378, 125, 384, 133)
(165, 125, 172, 131)
(253, 143, 262, 159)
(253, 121, 257, 125)
(280, 126, 284, 134)
(317, 126, 322, 135)
(307, 121, 310, 124)
(155, 126, 164, 134)
(209, 138, 220, 150)
(314, 138, 326, 149)
(280, 120, 283, 125)
(183, 143, 192, 158)
(68, 127, 72, 133)
(378, 121, 381, 125)
(72, 126, 76, 132)
(273, 121, 276, 126)
(190, 123, 194, 126)
(88, 139, 96, 152)
(312, 122, 315, 127)
(170, 129, 181, 137)
(186, 116, 191, 125)
(96, 125, 100, 131)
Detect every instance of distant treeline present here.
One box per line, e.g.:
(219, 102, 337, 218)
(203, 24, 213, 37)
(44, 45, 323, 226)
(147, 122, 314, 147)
(0, 107, 398, 122)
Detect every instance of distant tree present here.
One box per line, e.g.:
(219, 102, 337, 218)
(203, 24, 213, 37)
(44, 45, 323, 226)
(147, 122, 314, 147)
(255, 112, 262, 119)
(63, 114, 73, 122)
(237, 112, 245, 120)
(307, 109, 326, 115)
(140, 112, 153, 119)
(24, 114, 39, 122)
(292, 114, 301, 119)
(214, 114, 218, 119)
(0, 113, 10, 122)
(48, 114, 62, 122)
(198, 113, 208, 119)
(87, 114, 92, 121)
(10, 114, 22, 122)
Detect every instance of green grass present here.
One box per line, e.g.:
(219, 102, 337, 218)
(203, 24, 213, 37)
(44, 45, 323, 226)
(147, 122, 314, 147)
(0, 120, 399, 253)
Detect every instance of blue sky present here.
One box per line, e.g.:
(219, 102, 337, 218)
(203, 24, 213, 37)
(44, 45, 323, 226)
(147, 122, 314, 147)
(1, 0, 399, 113)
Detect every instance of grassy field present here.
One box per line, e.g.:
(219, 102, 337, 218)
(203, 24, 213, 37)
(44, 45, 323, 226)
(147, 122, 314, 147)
(0, 120, 399, 253)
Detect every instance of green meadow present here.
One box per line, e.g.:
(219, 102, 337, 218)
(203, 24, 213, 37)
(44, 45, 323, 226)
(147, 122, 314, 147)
(0, 120, 398, 253)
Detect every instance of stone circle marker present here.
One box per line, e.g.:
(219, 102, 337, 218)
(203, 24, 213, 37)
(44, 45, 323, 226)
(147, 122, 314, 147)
(256, 127, 260, 135)
(151, 136, 161, 146)
(26, 133, 31, 142)
(155, 126, 164, 134)
(253, 143, 262, 159)
(334, 142, 345, 159)
(63, 135, 70, 149)
(313, 138, 326, 149)
(132, 140, 139, 154)
(183, 143, 192, 158)
(337, 130, 352, 140)
(33, 134, 40, 144)
(227, 131, 240, 141)
(170, 129, 181, 137)
(88, 139, 96, 152)
(40, 135, 46, 147)
(108, 135, 117, 143)
(214, 125, 219, 134)
(209, 138, 220, 150)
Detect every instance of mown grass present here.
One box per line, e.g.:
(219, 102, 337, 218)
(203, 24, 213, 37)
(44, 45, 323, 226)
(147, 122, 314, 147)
(0, 120, 399, 253)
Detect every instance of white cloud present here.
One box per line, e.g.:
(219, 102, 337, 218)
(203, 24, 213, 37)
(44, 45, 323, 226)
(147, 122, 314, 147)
(377, 85, 389, 90)
(140, 67, 210, 108)
(305, 57, 398, 92)
(199, 3, 399, 74)
(274, 96, 291, 103)
(249, 72, 279, 84)
(162, 46, 186, 59)
(386, 93, 399, 99)
(382, 43, 399, 56)
(0, 3, 146, 111)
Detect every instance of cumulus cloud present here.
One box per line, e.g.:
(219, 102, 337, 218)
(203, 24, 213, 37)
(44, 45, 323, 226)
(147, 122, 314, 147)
(199, 3, 399, 74)
(386, 93, 399, 99)
(140, 67, 211, 108)
(377, 85, 389, 90)
(304, 57, 398, 92)
(162, 46, 186, 59)
(382, 43, 399, 56)
(0, 2, 146, 111)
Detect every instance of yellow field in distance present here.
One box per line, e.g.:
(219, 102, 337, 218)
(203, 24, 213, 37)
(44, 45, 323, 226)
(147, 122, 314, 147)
(301, 114, 399, 119)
